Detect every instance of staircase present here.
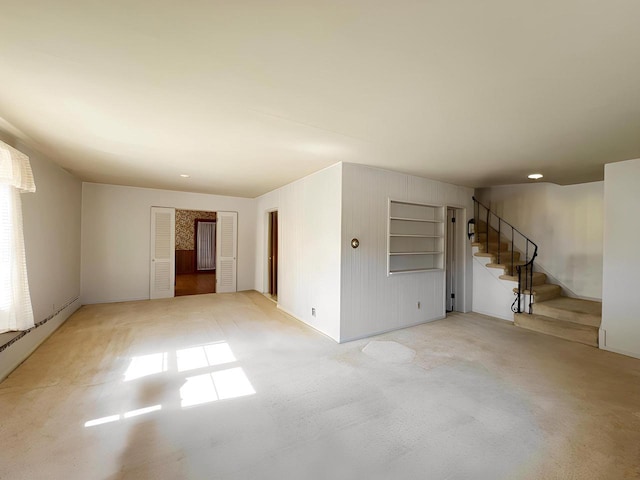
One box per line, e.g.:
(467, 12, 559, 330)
(471, 198, 602, 347)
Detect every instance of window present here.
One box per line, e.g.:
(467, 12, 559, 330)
(0, 185, 14, 314)
(0, 141, 35, 332)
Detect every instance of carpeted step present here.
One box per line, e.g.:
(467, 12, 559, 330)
(472, 241, 511, 253)
(514, 313, 598, 347)
(473, 250, 521, 263)
(512, 284, 562, 302)
(476, 232, 501, 243)
(486, 260, 527, 275)
(473, 236, 520, 262)
(532, 297, 602, 328)
(487, 251, 521, 262)
(499, 272, 547, 285)
(474, 252, 496, 259)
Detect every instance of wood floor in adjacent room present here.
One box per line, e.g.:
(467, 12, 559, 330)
(1, 292, 639, 479)
(175, 273, 216, 296)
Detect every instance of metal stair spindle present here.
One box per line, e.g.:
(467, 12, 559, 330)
(470, 197, 538, 316)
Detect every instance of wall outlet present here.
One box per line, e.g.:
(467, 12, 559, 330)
(417, 302, 421, 309)
(311, 307, 316, 317)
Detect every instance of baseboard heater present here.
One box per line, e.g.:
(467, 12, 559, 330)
(0, 296, 79, 353)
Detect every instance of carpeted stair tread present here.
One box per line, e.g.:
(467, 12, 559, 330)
(473, 247, 518, 259)
(533, 297, 602, 327)
(486, 260, 527, 275)
(514, 313, 598, 347)
(486, 260, 526, 268)
(499, 272, 547, 285)
(472, 241, 510, 249)
(476, 234, 502, 243)
(485, 251, 521, 261)
(513, 284, 562, 302)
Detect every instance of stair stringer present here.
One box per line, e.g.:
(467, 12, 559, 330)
(472, 250, 526, 321)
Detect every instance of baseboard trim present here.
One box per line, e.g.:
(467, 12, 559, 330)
(600, 344, 640, 360)
(471, 308, 514, 322)
(599, 328, 640, 359)
(275, 305, 339, 343)
(339, 315, 447, 344)
(81, 296, 148, 305)
(0, 297, 81, 382)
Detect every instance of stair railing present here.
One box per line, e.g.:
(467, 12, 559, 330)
(471, 197, 538, 314)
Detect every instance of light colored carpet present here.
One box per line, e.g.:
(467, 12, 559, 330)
(361, 340, 416, 363)
(0, 291, 639, 479)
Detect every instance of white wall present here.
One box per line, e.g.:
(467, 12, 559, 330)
(476, 182, 604, 300)
(20, 142, 82, 320)
(254, 164, 342, 342)
(0, 134, 82, 380)
(81, 183, 256, 304)
(340, 164, 473, 342)
(472, 253, 519, 322)
(601, 158, 640, 359)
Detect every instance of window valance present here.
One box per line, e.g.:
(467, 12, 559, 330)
(0, 140, 36, 193)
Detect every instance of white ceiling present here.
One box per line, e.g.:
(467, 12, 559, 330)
(1, 1, 639, 197)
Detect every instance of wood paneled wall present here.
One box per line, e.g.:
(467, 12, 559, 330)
(254, 164, 343, 342)
(176, 250, 195, 274)
(340, 163, 474, 342)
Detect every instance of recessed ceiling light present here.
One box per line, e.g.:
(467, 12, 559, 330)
(180, 174, 190, 178)
(528, 173, 543, 180)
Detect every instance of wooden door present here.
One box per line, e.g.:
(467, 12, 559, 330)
(268, 211, 278, 296)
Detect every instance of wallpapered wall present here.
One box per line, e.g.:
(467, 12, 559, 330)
(175, 209, 216, 250)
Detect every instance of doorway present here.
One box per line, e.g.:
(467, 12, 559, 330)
(150, 207, 238, 299)
(446, 207, 465, 313)
(268, 210, 278, 300)
(175, 209, 216, 296)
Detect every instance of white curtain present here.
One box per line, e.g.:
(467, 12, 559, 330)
(197, 221, 216, 271)
(0, 140, 35, 332)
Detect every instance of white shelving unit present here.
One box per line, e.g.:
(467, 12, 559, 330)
(388, 200, 445, 275)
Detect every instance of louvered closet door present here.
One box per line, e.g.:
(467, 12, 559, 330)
(216, 211, 237, 293)
(150, 207, 175, 299)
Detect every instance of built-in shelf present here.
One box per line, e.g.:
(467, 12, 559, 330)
(388, 200, 444, 275)
(389, 216, 443, 223)
(389, 268, 444, 274)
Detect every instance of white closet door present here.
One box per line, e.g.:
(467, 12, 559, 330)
(150, 207, 175, 299)
(216, 211, 237, 293)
